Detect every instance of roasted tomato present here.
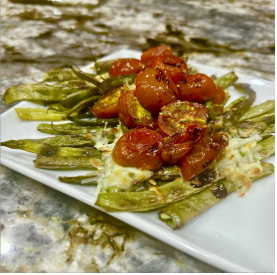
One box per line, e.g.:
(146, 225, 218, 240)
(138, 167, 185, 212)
(91, 87, 121, 118)
(118, 90, 156, 129)
(177, 73, 217, 102)
(135, 68, 178, 115)
(161, 130, 192, 165)
(158, 100, 209, 136)
(109, 58, 145, 77)
(141, 45, 173, 64)
(212, 86, 226, 104)
(179, 133, 229, 181)
(189, 125, 209, 144)
(149, 55, 188, 83)
(112, 129, 164, 171)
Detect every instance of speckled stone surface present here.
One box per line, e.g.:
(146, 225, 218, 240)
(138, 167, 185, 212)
(1, 166, 221, 273)
(1, 0, 274, 272)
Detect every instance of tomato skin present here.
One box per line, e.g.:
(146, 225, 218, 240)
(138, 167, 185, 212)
(141, 45, 173, 64)
(177, 73, 217, 102)
(190, 125, 208, 143)
(158, 100, 209, 137)
(162, 142, 192, 165)
(109, 58, 145, 77)
(179, 133, 229, 181)
(112, 129, 164, 171)
(118, 90, 156, 129)
(212, 86, 226, 104)
(91, 88, 121, 118)
(161, 126, 208, 164)
(161, 130, 192, 165)
(135, 68, 179, 115)
(149, 55, 188, 83)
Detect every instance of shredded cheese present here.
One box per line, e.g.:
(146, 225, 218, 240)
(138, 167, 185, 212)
(214, 133, 263, 195)
(149, 186, 166, 202)
(96, 156, 154, 193)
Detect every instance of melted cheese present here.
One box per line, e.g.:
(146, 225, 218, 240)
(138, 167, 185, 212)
(92, 125, 123, 156)
(214, 133, 263, 195)
(94, 156, 154, 193)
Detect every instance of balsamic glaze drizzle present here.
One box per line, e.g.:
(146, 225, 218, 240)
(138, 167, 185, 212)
(191, 169, 216, 188)
(212, 184, 228, 198)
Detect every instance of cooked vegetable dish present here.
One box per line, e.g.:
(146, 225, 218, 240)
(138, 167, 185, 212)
(2, 45, 275, 229)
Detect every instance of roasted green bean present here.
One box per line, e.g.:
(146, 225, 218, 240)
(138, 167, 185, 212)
(222, 83, 256, 131)
(68, 117, 120, 127)
(2, 130, 117, 148)
(256, 135, 275, 160)
(260, 124, 275, 138)
(43, 68, 79, 82)
(0, 140, 100, 157)
(43, 67, 97, 82)
(55, 79, 95, 89)
(229, 121, 267, 138)
(94, 60, 114, 75)
(99, 74, 136, 94)
(95, 177, 213, 212)
(247, 112, 275, 125)
(71, 66, 136, 94)
(59, 174, 97, 185)
(205, 100, 218, 121)
(213, 71, 238, 89)
(239, 100, 275, 121)
(40, 146, 100, 157)
(224, 96, 246, 112)
(3, 83, 85, 105)
(63, 95, 103, 120)
(34, 156, 101, 169)
(37, 122, 107, 135)
(71, 66, 102, 87)
(16, 108, 68, 121)
(60, 165, 181, 186)
(60, 89, 101, 108)
(152, 166, 181, 181)
(159, 162, 274, 229)
(47, 103, 70, 112)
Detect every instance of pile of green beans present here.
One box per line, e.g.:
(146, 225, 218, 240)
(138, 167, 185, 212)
(3, 64, 137, 122)
(1, 61, 275, 230)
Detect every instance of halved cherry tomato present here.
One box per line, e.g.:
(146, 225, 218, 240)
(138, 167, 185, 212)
(158, 100, 209, 136)
(161, 130, 192, 165)
(109, 58, 145, 77)
(135, 68, 178, 115)
(141, 45, 173, 64)
(91, 88, 121, 118)
(112, 129, 164, 171)
(149, 55, 188, 83)
(179, 133, 229, 181)
(118, 90, 156, 129)
(212, 86, 226, 104)
(177, 73, 217, 102)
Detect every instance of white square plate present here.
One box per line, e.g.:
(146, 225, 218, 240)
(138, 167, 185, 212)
(1, 50, 275, 272)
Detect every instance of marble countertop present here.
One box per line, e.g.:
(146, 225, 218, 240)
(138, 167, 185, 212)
(1, 0, 274, 272)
